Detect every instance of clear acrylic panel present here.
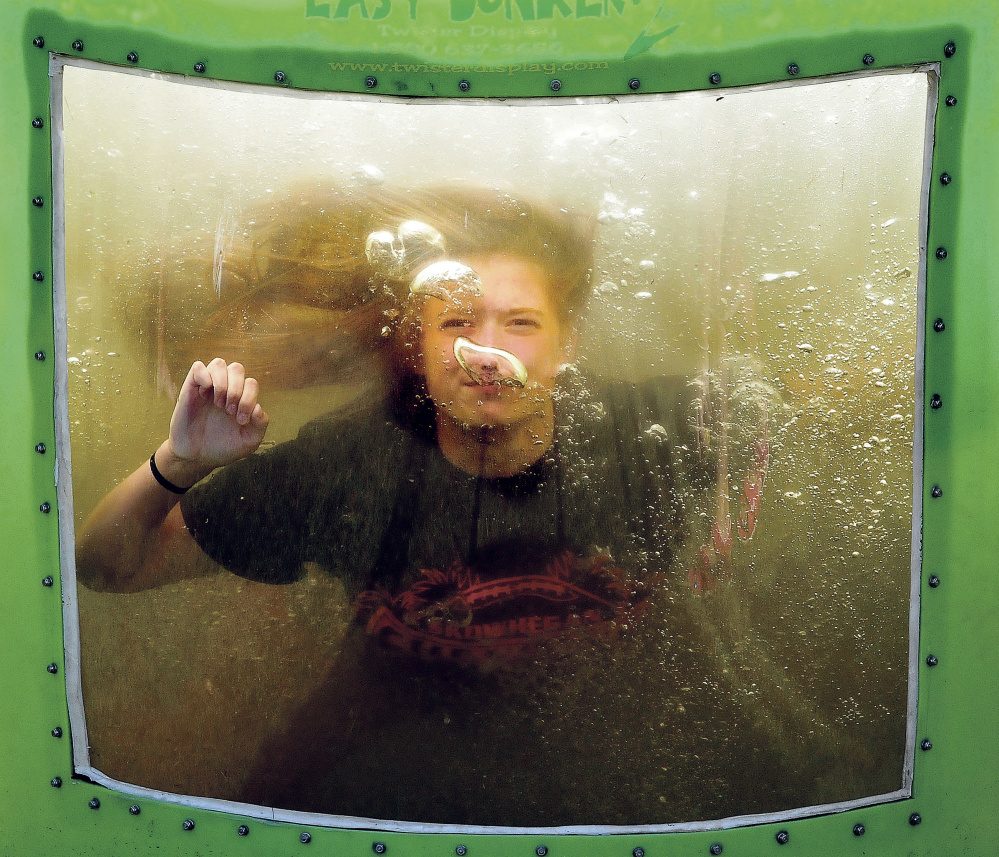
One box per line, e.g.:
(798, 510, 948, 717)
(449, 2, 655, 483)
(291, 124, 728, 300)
(59, 59, 932, 829)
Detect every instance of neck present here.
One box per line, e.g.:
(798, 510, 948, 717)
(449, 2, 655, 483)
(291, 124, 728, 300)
(436, 404, 555, 478)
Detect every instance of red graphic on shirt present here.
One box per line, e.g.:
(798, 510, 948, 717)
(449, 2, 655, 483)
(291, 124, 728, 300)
(354, 551, 651, 667)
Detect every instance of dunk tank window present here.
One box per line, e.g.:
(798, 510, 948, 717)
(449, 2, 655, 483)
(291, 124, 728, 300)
(57, 57, 933, 829)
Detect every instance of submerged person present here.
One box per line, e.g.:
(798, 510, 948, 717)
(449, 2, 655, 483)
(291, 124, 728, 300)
(77, 187, 779, 824)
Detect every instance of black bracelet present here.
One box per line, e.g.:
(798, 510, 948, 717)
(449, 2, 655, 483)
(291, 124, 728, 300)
(149, 452, 190, 495)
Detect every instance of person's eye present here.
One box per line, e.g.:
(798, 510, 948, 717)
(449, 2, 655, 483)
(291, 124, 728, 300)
(440, 317, 471, 330)
(509, 317, 541, 331)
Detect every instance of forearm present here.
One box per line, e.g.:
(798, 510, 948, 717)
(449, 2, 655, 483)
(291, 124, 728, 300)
(75, 440, 213, 592)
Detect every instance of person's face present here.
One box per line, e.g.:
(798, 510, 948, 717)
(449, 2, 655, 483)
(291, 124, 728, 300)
(419, 254, 573, 432)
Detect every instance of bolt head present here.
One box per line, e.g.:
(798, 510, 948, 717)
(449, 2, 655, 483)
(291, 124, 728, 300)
(940, 172, 952, 185)
(909, 812, 922, 826)
(89, 798, 101, 809)
(935, 247, 947, 259)
(926, 654, 938, 667)
(709, 73, 721, 85)
(127, 52, 138, 63)
(373, 844, 387, 855)
(921, 739, 933, 751)
(275, 70, 287, 83)
(51, 777, 62, 788)
(194, 62, 206, 73)
(944, 41, 956, 57)
(933, 318, 945, 332)
(787, 63, 800, 76)
(33, 270, 45, 281)
(72, 40, 84, 51)
(863, 54, 875, 65)
(33, 36, 45, 48)
(51, 726, 62, 737)
(945, 95, 957, 107)
(47, 662, 58, 674)
(633, 849, 645, 857)
(930, 394, 942, 409)
(183, 819, 196, 831)
(629, 78, 640, 90)
(32, 117, 44, 129)
(36, 442, 47, 454)
(238, 825, 250, 836)
(930, 485, 942, 498)
(35, 351, 46, 361)
(129, 804, 141, 815)
(710, 845, 723, 856)
(43, 575, 54, 587)
(301, 832, 312, 843)
(550, 79, 561, 92)
(365, 76, 378, 88)
(536, 847, 548, 857)
(456, 846, 467, 856)
(40, 501, 51, 513)
(775, 830, 789, 845)
(853, 823, 865, 836)
(459, 80, 470, 92)
(33, 196, 44, 207)
(928, 574, 940, 588)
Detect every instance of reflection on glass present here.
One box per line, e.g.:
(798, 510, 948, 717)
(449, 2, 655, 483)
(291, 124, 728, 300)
(62, 61, 930, 828)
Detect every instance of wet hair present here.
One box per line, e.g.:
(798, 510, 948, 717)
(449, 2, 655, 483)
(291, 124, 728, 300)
(134, 183, 595, 394)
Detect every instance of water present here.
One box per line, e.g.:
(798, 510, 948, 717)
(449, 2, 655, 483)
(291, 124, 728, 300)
(61, 60, 929, 827)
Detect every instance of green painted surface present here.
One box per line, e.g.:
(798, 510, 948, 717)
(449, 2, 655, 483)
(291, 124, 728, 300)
(1, 0, 997, 854)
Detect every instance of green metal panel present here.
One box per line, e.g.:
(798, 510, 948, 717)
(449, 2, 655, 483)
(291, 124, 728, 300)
(1, 0, 996, 854)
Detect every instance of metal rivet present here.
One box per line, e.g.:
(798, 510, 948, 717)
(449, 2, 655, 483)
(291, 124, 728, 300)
(72, 40, 84, 52)
(33, 196, 44, 207)
(536, 847, 548, 857)
(43, 575, 54, 587)
(709, 73, 721, 85)
(633, 849, 645, 857)
(33, 270, 45, 282)
(129, 804, 141, 815)
(775, 831, 789, 845)
(40, 501, 51, 513)
(32, 117, 44, 129)
(863, 54, 875, 65)
(238, 825, 250, 836)
(51, 777, 62, 788)
(51, 726, 62, 738)
(935, 247, 947, 259)
(787, 63, 800, 76)
(127, 52, 138, 63)
(710, 845, 723, 856)
(301, 832, 312, 843)
(47, 662, 58, 674)
(89, 798, 101, 809)
(183, 819, 196, 831)
(853, 823, 866, 836)
(921, 739, 933, 751)
(929, 574, 940, 588)
(933, 318, 945, 332)
(930, 485, 942, 498)
(628, 78, 640, 90)
(373, 844, 387, 855)
(33, 36, 45, 48)
(194, 62, 206, 73)
(36, 442, 46, 454)
(35, 351, 46, 361)
(459, 80, 470, 92)
(944, 42, 956, 58)
(365, 76, 377, 88)
(930, 394, 942, 409)
(275, 71, 287, 83)
(550, 80, 561, 92)
(945, 95, 957, 107)
(926, 654, 938, 667)
(456, 846, 467, 856)
(909, 813, 922, 826)
(940, 173, 952, 186)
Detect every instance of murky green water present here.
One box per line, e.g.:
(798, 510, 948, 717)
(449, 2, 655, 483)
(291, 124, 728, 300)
(62, 61, 928, 827)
